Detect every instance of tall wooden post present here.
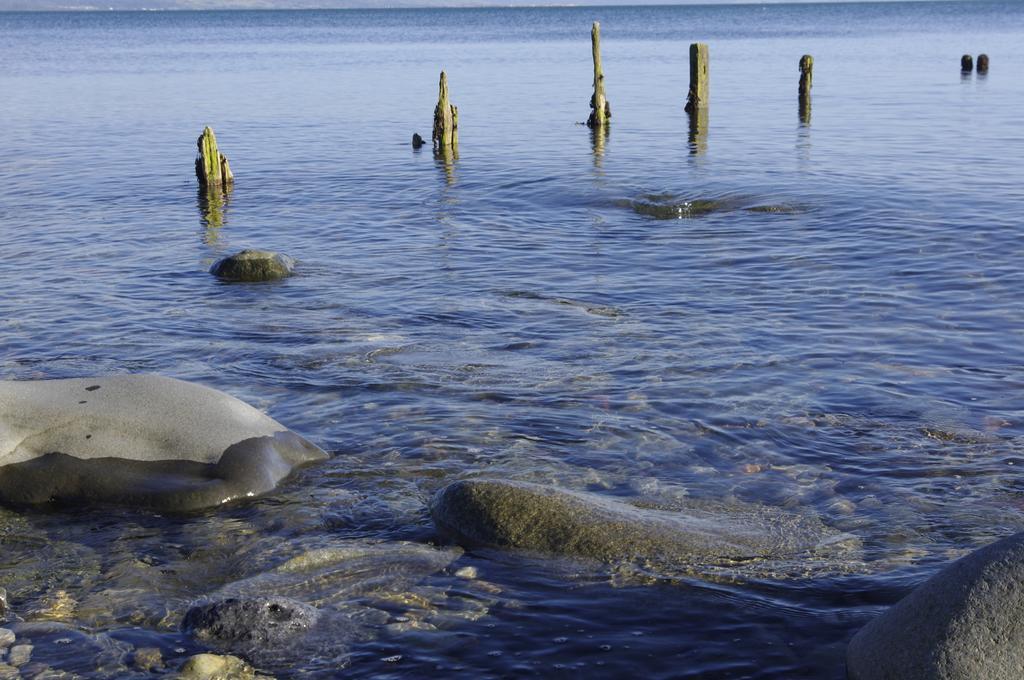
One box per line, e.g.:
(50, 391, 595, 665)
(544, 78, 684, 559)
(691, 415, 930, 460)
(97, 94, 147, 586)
(799, 54, 813, 126)
(587, 22, 610, 129)
(432, 71, 459, 151)
(799, 55, 814, 97)
(684, 43, 709, 114)
(195, 126, 233, 190)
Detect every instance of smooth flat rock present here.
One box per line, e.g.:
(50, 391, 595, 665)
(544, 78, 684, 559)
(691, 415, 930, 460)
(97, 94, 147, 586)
(431, 479, 852, 575)
(847, 531, 1024, 680)
(210, 250, 294, 282)
(0, 375, 327, 511)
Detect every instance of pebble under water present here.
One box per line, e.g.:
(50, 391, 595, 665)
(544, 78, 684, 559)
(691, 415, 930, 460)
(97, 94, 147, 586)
(1, 2, 1024, 677)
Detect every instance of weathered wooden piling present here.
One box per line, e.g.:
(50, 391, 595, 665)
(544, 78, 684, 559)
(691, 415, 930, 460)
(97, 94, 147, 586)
(961, 54, 973, 72)
(977, 54, 989, 73)
(798, 54, 813, 126)
(684, 43, 709, 114)
(195, 126, 233, 190)
(587, 22, 611, 129)
(432, 71, 459, 151)
(799, 55, 814, 97)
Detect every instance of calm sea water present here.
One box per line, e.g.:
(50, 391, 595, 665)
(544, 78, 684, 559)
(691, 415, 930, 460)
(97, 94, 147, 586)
(2, 1, 1024, 677)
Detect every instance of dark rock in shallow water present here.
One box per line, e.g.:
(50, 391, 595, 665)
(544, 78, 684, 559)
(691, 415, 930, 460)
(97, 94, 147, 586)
(430, 479, 854, 576)
(625, 196, 731, 219)
(847, 531, 1024, 680)
(183, 596, 319, 650)
(0, 374, 328, 511)
(210, 249, 294, 282)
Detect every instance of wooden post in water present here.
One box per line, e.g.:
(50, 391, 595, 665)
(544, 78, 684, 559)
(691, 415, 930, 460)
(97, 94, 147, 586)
(432, 71, 459, 151)
(977, 54, 989, 73)
(961, 54, 973, 72)
(587, 22, 611, 129)
(195, 126, 233, 190)
(798, 54, 813, 126)
(684, 43, 709, 114)
(799, 55, 814, 97)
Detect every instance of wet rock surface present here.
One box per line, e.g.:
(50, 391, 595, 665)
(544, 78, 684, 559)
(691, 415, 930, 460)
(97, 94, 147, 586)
(847, 531, 1024, 680)
(0, 375, 327, 511)
(183, 596, 319, 649)
(209, 250, 295, 282)
(431, 479, 857, 578)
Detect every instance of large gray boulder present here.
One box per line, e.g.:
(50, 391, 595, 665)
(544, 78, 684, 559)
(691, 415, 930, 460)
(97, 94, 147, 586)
(430, 479, 852, 573)
(847, 531, 1024, 680)
(0, 374, 327, 511)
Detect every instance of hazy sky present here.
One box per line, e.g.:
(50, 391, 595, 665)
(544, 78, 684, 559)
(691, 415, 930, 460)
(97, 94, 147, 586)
(0, 0, 959, 10)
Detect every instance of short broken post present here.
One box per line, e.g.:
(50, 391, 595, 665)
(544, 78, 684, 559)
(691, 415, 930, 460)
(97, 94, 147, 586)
(684, 43, 709, 114)
(195, 126, 233, 190)
(799, 54, 813, 125)
(432, 71, 459, 151)
(587, 21, 610, 129)
(977, 53, 989, 73)
(961, 54, 973, 73)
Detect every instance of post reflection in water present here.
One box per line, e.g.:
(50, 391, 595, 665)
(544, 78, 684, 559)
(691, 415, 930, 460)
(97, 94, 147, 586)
(434, 144, 458, 186)
(197, 186, 230, 244)
(590, 125, 608, 169)
(687, 106, 708, 155)
(799, 94, 812, 127)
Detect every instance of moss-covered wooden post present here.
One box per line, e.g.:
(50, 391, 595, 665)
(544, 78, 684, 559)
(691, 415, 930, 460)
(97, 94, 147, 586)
(195, 126, 233, 190)
(961, 54, 973, 72)
(432, 71, 459, 151)
(799, 54, 813, 126)
(799, 54, 814, 97)
(977, 54, 989, 73)
(684, 43, 709, 114)
(587, 22, 611, 129)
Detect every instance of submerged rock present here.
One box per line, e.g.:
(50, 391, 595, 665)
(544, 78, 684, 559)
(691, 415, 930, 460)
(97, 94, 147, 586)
(179, 653, 266, 680)
(0, 374, 328, 511)
(847, 531, 1024, 680)
(431, 479, 854, 577)
(625, 196, 731, 219)
(210, 250, 295, 282)
(183, 596, 319, 649)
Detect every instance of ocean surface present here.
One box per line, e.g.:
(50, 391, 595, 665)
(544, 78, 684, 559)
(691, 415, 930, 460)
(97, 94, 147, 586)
(1, 1, 1023, 677)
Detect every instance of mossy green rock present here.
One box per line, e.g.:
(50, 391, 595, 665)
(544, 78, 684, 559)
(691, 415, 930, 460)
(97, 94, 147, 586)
(210, 250, 295, 282)
(430, 479, 851, 573)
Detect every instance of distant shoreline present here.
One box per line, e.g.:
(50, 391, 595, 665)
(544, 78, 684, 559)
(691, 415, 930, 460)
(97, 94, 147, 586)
(0, 0, 970, 13)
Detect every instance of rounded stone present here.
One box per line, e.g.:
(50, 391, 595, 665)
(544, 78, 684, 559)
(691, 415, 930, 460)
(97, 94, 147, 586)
(430, 479, 850, 571)
(0, 374, 328, 511)
(977, 54, 989, 73)
(847, 531, 1024, 680)
(961, 54, 974, 72)
(183, 596, 319, 649)
(179, 653, 257, 680)
(210, 250, 295, 282)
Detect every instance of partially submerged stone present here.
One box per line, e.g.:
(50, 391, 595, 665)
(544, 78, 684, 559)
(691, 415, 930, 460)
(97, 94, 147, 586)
(624, 195, 732, 219)
(183, 596, 319, 649)
(847, 531, 1024, 680)
(179, 653, 263, 680)
(430, 479, 853, 576)
(210, 250, 295, 283)
(0, 375, 327, 511)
